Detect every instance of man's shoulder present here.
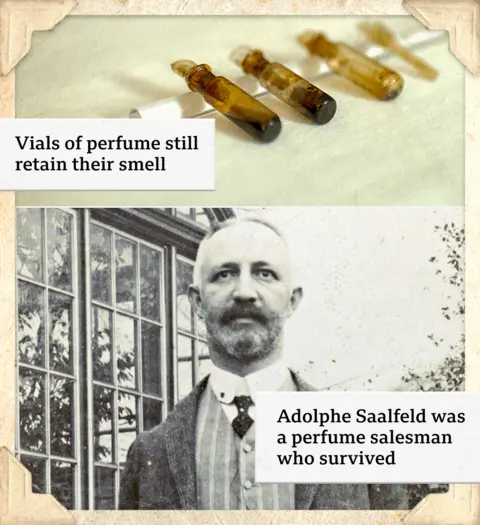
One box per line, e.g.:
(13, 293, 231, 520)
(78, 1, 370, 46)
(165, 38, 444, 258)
(130, 375, 210, 450)
(128, 416, 169, 455)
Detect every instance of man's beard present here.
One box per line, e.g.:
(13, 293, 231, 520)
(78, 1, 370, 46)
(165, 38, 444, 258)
(205, 303, 284, 361)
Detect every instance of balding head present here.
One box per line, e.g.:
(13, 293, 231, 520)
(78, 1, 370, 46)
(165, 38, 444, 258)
(193, 216, 293, 290)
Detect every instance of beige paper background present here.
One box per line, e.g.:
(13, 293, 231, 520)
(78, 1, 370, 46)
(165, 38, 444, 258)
(0, 0, 479, 524)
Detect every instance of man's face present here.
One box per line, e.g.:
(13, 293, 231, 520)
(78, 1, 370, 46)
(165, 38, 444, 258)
(190, 222, 302, 362)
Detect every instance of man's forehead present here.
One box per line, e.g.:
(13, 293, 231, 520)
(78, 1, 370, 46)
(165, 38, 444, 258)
(202, 221, 289, 266)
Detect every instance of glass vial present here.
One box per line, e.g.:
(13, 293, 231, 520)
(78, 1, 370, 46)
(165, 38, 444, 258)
(299, 31, 405, 101)
(358, 22, 439, 81)
(171, 60, 281, 143)
(232, 47, 337, 125)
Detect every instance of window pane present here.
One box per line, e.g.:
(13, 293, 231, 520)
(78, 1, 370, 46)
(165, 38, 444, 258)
(47, 209, 73, 292)
(92, 307, 113, 383)
(176, 260, 194, 332)
(178, 334, 194, 359)
(18, 281, 45, 367)
(21, 456, 46, 493)
(91, 225, 112, 305)
(198, 359, 214, 382)
(116, 315, 136, 390)
(17, 208, 44, 282)
(50, 376, 74, 458)
(143, 398, 162, 431)
(51, 461, 75, 510)
(95, 467, 116, 510)
(93, 386, 114, 463)
(178, 360, 193, 401)
(19, 369, 46, 453)
(141, 323, 161, 396)
(198, 340, 209, 358)
(175, 207, 195, 220)
(140, 246, 161, 321)
(195, 208, 211, 227)
(115, 237, 137, 313)
(49, 292, 73, 374)
(118, 393, 138, 466)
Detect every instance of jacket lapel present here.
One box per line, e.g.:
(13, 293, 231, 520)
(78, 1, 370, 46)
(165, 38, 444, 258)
(291, 369, 319, 510)
(163, 370, 319, 510)
(164, 376, 209, 509)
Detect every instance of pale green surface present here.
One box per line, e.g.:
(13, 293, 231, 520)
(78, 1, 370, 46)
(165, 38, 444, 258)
(15, 16, 464, 206)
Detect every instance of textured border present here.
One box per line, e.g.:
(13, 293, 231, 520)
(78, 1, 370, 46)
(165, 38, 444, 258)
(0, 446, 75, 525)
(0, 1, 479, 524)
(0, 0, 77, 76)
(404, 0, 480, 75)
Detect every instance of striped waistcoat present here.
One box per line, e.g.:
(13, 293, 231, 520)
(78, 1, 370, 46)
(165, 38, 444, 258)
(195, 376, 296, 510)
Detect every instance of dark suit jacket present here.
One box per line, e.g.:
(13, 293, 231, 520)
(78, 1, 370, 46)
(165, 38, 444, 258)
(119, 371, 408, 510)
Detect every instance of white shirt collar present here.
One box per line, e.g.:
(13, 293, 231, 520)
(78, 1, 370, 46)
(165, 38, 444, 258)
(209, 360, 290, 405)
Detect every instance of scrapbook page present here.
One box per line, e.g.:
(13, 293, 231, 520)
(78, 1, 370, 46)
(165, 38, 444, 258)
(0, 2, 478, 525)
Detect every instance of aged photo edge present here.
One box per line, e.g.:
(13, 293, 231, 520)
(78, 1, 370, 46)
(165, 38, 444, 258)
(1, 0, 479, 521)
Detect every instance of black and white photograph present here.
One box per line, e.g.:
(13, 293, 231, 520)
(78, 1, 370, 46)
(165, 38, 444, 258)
(15, 206, 464, 511)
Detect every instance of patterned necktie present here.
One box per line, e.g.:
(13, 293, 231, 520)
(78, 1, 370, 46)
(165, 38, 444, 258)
(232, 395, 254, 438)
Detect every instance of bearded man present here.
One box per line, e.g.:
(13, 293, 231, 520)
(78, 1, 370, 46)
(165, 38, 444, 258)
(119, 217, 408, 510)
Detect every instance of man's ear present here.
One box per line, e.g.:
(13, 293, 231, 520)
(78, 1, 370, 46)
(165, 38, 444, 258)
(286, 286, 303, 317)
(188, 285, 205, 319)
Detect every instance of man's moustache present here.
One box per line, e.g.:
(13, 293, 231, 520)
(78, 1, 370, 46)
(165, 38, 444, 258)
(221, 306, 267, 324)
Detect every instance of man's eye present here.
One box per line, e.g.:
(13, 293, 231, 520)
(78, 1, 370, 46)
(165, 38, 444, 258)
(215, 270, 234, 281)
(257, 269, 276, 280)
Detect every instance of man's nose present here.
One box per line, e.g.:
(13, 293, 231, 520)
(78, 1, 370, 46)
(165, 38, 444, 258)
(232, 274, 258, 302)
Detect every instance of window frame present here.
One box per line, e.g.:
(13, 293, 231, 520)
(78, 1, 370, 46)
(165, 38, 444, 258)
(15, 206, 235, 510)
(174, 253, 210, 402)
(86, 212, 171, 508)
(15, 207, 82, 509)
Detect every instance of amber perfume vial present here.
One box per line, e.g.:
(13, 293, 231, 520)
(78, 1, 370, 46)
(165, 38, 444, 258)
(232, 47, 337, 125)
(171, 60, 282, 143)
(358, 22, 439, 81)
(298, 31, 405, 101)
